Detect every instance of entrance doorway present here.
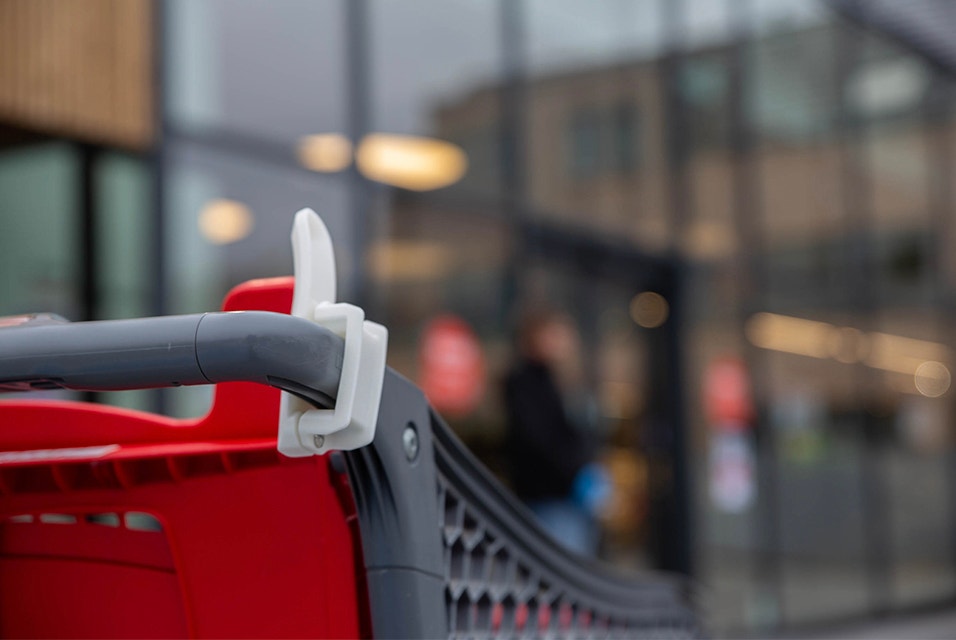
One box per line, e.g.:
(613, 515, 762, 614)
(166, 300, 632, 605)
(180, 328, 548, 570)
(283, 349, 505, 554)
(520, 226, 691, 574)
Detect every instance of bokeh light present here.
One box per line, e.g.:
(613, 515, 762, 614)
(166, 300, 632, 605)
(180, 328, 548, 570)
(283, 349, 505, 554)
(198, 199, 254, 245)
(297, 133, 353, 173)
(629, 292, 669, 328)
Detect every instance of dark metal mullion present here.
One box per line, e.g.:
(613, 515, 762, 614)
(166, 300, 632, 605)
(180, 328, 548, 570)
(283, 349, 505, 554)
(835, 21, 893, 617)
(346, 0, 372, 310)
(78, 143, 97, 324)
(150, 0, 168, 414)
(924, 81, 952, 301)
(923, 70, 956, 602)
(499, 0, 528, 325)
(500, 0, 526, 207)
(655, 0, 693, 577)
(660, 262, 693, 576)
(78, 142, 99, 405)
(661, 0, 690, 245)
(727, 0, 784, 627)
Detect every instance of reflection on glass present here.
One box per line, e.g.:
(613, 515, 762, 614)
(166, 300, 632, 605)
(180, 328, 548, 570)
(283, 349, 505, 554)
(198, 199, 255, 245)
(147, 0, 956, 632)
(567, 104, 641, 178)
(746, 312, 952, 381)
(629, 292, 669, 328)
(525, 0, 662, 73)
(522, 2, 669, 251)
(0, 143, 79, 319)
(848, 57, 928, 119)
(96, 153, 150, 321)
(913, 361, 950, 398)
(297, 134, 353, 173)
(356, 134, 467, 191)
(682, 220, 737, 261)
(366, 239, 453, 283)
(369, 0, 500, 137)
(682, 52, 731, 153)
(166, 0, 347, 139)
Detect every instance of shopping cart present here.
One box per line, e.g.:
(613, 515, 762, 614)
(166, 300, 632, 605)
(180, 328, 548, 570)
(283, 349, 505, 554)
(0, 209, 702, 638)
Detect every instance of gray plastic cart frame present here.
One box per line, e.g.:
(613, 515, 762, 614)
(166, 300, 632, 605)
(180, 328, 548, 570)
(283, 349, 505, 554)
(0, 310, 702, 639)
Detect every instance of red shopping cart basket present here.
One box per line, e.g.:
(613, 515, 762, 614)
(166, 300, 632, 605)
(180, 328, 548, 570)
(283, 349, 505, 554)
(0, 214, 701, 639)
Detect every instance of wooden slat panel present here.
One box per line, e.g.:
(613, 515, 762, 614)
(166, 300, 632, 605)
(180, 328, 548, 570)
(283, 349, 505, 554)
(0, 0, 153, 150)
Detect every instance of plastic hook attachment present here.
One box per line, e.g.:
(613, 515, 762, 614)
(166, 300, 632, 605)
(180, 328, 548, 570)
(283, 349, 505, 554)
(277, 208, 388, 457)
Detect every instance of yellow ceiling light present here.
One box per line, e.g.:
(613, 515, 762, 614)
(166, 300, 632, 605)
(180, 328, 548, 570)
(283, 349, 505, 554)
(356, 133, 468, 191)
(297, 133, 353, 173)
(198, 199, 254, 245)
(747, 311, 953, 395)
(866, 332, 949, 368)
(629, 292, 669, 328)
(915, 361, 951, 398)
(366, 240, 454, 282)
(681, 220, 736, 261)
(827, 326, 870, 363)
(745, 312, 834, 359)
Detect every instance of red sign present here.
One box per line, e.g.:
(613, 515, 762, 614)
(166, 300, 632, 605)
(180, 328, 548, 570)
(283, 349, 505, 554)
(420, 315, 485, 416)
(703, 356, 753, 430)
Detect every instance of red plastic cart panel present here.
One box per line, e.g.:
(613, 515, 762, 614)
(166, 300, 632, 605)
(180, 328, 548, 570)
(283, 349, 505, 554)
(0, 278, 369, 639)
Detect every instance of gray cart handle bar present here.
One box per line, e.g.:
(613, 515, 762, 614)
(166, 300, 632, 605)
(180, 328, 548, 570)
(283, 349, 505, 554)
(0, 311, 344, 409)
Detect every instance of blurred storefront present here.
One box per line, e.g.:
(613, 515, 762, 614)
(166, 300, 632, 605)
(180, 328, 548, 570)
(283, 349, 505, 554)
(2, 0, 956, 635)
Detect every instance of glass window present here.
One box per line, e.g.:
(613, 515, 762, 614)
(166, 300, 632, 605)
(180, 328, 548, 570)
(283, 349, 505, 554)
(524, 0, 669, 250)
(0, 144, 150, 410)
(752, 0, 828, 35)
(887, 396, 956, 607)
(165, 144, 354, 315)
(166, 0, 348, 141)
(368, 0, 502, 197)
(727, 6, 878, 631)
(0, 143, 80, 319)
(614, 103, 640, 172)
(681, 0, 733, 49)
(145, 0, 956, 633)
(444, 122, 500, 194)
(365, 0, 509, 448)
(683, 49, 735, 265)
(369, 1, 500, 135)
(750, 25, 838, 146)
(857, 34, 956, 610)
(374, 197, 513, 456)
(682, 53, 731, 152)
(567, 104, 641, 177)
(519, 258, 669, 568)
(526, 0, 664, 74)
(567, 108, 602, 177)
(162, 0, 356, 421)
(95, 153, 151, 321)
(847, 41, 930, 129)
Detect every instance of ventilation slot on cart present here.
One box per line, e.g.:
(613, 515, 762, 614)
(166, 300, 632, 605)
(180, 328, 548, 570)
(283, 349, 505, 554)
(0, 510, 187, 638)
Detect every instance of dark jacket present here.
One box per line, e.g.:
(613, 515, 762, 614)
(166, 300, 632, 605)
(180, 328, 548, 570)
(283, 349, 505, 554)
(504, 360, 591, 502)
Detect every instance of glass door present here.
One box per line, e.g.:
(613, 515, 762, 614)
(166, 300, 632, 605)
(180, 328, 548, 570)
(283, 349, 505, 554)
(521, 243, 686, 572)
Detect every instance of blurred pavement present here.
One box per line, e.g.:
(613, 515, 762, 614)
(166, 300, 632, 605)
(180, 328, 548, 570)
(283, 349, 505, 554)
(780, 608, 956, 639)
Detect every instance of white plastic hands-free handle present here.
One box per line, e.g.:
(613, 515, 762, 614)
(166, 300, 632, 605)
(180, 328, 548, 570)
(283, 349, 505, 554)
(277, 208, 388, 457)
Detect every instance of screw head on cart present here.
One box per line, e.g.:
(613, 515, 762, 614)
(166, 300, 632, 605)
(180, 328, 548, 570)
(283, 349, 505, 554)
(402, 423, 419, 462)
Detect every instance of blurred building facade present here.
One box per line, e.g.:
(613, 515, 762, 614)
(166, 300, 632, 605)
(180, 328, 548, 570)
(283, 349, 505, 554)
(2, 0, 956, 634)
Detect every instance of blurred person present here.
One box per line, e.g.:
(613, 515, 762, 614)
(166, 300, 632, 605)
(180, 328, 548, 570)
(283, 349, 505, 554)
(503, 308, 609, 555)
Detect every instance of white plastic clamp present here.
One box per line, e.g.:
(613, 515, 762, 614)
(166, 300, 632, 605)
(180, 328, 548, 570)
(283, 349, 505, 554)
(277, 208, 388, 457)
